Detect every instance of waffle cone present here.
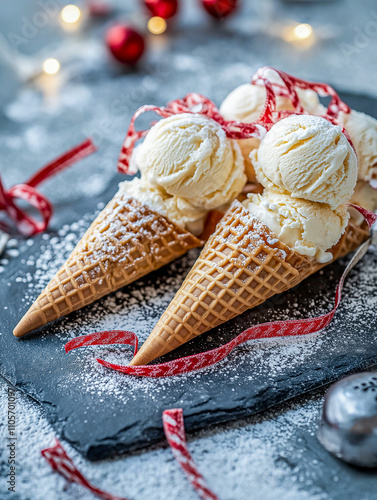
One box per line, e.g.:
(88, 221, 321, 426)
(131, 201, 370, 366)
(13, 193, 201, 337)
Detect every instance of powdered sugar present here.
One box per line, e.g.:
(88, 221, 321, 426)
(0, 377, 332, 500)
(2, 194, 377, 500)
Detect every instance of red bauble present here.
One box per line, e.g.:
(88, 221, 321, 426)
(87, 1, 112, 18)
(201, 0, 238, 19)
(106, 25, 145, 65)
(143, 0, 178, 19)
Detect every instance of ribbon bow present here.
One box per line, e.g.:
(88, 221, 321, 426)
(0, 139, 96, 237)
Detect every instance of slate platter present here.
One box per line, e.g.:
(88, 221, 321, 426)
(1, 92, 377, 462)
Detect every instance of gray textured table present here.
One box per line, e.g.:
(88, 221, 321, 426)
(1, 1, 377, 498)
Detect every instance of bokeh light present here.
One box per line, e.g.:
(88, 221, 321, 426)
(147, 16, 167, 35)
(61, 4, 81, 24)
(42, 58, 61, 75)
(293, 23, 313, 40)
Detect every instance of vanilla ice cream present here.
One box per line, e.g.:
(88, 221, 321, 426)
(244, 190, 349, 263)
(219, 83, 325, 182)
(120, 177, 209, 235)
(350, 180, 377, 212)
(339, 110, 377, 182)
(220, 83, 324, 123)
(252, 115, 358, 209)
(120, 113, 246, 235)
(136, 113, 246, 209)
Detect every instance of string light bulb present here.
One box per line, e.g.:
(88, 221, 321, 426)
(147, 16, 167, 35)
(42, 58, 60, 75)
(282, 22, 315, 47)
(61, 4, 81, 24)
(293, 23, 313, 40)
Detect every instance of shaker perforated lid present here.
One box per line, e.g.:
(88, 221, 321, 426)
(318, 372, 377, 467)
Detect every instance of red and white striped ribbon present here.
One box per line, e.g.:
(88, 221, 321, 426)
(41, 409, 218, 500)
(163, 409, 219, 500)
(252, 66, 351, 119)
(0, 139, 96, 236)
(251, 67, 354, 147)
(41, 439, 125, 500)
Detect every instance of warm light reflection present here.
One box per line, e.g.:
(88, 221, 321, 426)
(42, 58, 60, 75)
(282, 22, 315, 48)
(61, 4, 81, 24)
(294, 23, 313, 40)
(147, 16, 167, 35)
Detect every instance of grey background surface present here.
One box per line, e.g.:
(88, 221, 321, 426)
(1, 0, 377, 499)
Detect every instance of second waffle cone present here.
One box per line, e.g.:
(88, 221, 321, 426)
(131, 201, 369, 366)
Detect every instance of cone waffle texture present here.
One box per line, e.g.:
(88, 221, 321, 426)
(13, 193, 201, 337)
(131, 201, 370, 366)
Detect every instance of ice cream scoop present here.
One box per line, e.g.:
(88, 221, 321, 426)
(252, 115, 358, 209)
(122, 113, 246, 235)
(220, 83, 324, 123)
(339, 110, 377, 182)
(219, 83, 325, 182)
(243, 190, 349, 263)
(351, 181, 377, 213)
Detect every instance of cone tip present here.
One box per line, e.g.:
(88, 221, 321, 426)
(129, 337, 174, 366)
(13, 314, 43, 338)
(13, 323, 29, 338)
(129, 351, 152, 366)
(13, 320, 31, 338)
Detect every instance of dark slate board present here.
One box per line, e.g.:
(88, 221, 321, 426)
(1, 92, 377, 461)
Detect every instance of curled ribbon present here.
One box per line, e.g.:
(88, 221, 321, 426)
(162, 409, 219, 500)
(251, 67, 355, 148)
(42, 408, 218, 500)
(65, 206, 377, 378)
(252, 66, 351, 120)
(42, 439, 125, 500)
(117, 93, 267, 175)
(118, 68, 355, 176)
(0, 139, 96, 236)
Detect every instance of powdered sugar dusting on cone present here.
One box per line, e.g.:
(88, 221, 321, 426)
(13, 193, 201, 337)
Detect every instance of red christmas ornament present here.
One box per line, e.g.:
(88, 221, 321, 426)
(87, 0, 112, 18)
(201, 0, 238, 19)
(143, 0, 178, 19)
(105, 25, 145, 65)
